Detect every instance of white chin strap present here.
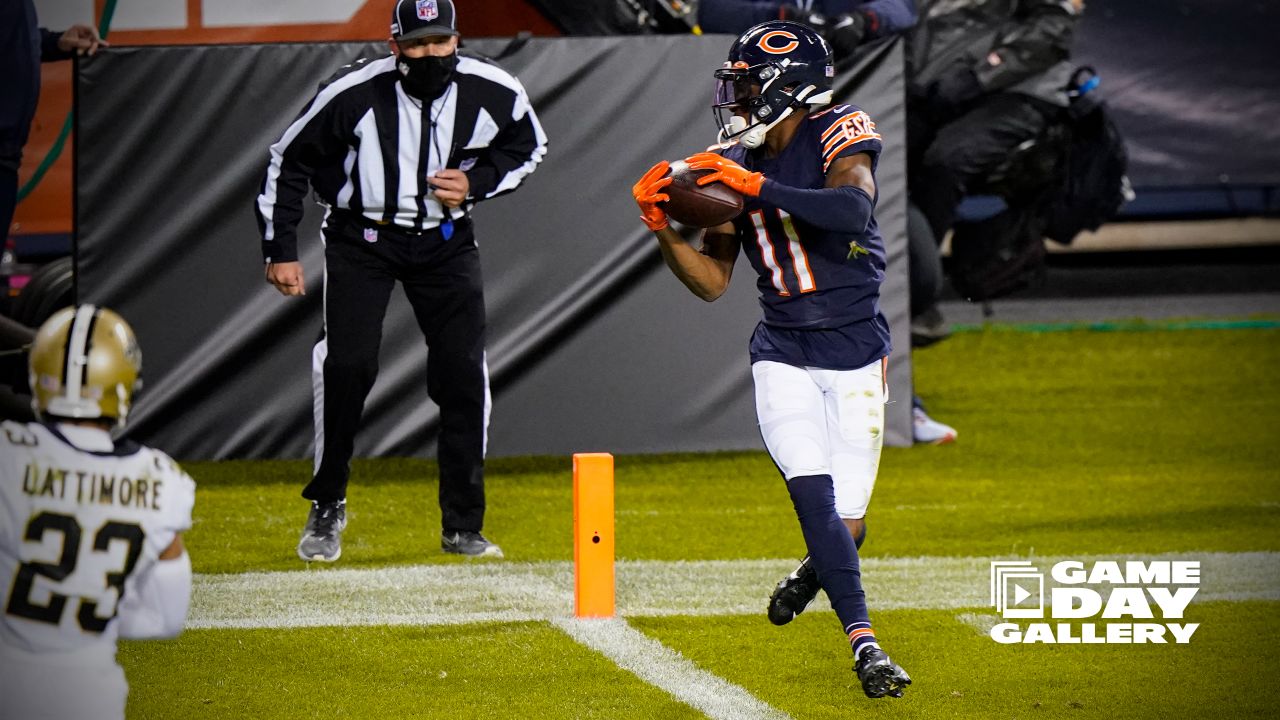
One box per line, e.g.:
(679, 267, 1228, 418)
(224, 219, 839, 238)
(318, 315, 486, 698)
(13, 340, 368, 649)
(726, 107, 793, 149)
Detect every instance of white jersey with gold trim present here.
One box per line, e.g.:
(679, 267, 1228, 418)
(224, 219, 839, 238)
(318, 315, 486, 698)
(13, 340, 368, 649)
(0, 420, 195, 659)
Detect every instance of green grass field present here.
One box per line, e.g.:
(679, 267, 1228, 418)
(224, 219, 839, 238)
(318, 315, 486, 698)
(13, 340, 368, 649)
(120, 324, 1280, 719)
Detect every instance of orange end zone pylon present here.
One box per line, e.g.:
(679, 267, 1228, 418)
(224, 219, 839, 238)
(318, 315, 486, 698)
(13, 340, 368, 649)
(573, 452, 615, 618)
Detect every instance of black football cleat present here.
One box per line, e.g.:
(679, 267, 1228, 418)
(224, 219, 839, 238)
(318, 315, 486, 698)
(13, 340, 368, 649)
(854, 647, 912, 699)
(767, 555, 822, 626)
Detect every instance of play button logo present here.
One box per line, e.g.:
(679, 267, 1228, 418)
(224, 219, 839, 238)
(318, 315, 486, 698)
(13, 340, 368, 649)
(990, 561, 1045, 618)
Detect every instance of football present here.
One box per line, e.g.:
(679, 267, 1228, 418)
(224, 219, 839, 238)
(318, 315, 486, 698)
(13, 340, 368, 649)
(660, 160, 744, 228)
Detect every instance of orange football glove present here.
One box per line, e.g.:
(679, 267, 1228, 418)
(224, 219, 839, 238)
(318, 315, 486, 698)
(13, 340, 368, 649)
(632, 160, 673, 231)
(685, 152, 765, 197)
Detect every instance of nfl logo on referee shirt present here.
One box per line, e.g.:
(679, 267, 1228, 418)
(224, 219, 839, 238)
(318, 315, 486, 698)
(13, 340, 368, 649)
(417, 0, 438, 20)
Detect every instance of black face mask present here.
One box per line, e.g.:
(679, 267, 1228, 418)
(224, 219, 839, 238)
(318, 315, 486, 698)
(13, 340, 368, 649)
(397, 52, 457, 101)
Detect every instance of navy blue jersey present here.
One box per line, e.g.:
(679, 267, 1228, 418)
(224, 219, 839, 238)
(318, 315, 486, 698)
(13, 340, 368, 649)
(720, 104, 892, 370)
(748, 315, 891, 371)
(723, 104, 887, 330)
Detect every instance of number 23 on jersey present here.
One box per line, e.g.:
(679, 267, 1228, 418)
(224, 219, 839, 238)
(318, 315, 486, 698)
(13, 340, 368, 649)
(6, 511, 144, 634)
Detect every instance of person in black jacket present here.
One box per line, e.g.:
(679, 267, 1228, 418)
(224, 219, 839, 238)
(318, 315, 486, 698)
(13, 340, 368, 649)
(1, 1, 105, 243)
(902, 0, 1080, 441)
(906, 0, 1081, 250)
(257, 0, 547, 563)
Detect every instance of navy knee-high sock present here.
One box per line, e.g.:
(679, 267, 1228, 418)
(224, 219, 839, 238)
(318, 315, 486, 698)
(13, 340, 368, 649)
(788, 474, 879, 658)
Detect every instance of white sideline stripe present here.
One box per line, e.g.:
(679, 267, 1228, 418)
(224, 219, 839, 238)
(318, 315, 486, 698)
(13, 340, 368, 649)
(552, 618, 793, 720)
(190, 563, 567, 630)
(187, 552, 1280, 630)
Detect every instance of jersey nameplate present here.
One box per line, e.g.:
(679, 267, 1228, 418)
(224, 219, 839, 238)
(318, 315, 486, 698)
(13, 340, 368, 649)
(21, 464, 164, 511)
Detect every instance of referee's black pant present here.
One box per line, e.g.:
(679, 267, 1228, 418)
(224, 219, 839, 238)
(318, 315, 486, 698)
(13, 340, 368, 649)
(303, 211, 488, 534)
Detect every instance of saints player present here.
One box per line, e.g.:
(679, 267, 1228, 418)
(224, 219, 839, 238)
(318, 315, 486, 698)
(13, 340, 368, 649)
(631, 21, 910, 698)
(0, 306, 195, 720)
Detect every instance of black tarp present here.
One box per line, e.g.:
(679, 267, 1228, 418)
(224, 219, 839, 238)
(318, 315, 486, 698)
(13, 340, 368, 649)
(76, 35, 910, 460)
(1061, 0, 1277, 187)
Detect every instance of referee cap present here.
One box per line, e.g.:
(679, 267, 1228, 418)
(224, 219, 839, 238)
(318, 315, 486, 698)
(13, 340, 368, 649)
(391, 0, 459, 40)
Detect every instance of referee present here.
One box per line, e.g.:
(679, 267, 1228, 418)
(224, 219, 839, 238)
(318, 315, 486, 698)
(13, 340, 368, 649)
(255, 0, 547, 563)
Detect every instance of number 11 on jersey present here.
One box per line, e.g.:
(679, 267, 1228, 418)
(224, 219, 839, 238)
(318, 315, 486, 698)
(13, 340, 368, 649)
(749, 208, 816, 296)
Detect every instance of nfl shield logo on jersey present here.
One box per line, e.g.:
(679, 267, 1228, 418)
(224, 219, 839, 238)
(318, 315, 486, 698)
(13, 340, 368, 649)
(416, 0, 438, 21)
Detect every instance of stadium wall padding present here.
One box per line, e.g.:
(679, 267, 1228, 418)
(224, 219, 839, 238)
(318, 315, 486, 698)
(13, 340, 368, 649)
(75, 36, 912, 461)
(1071, 0, 1280, 188)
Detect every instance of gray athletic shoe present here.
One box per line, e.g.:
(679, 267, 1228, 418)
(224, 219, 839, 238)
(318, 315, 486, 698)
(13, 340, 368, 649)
(297, 500, 346, 562)
(442, 530, 503, 558)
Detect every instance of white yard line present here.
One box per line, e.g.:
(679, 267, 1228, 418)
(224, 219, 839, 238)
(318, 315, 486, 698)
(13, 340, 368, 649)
(189, 552, 1280, 630)
(551, 617, 793, 720)
(190, 562, 568, 629)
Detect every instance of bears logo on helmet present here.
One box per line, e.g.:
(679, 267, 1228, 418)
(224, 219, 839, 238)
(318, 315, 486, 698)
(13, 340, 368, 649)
(28, 305, 142, 428)
(756, 30, 800, 54)
(713, 21, 834, 149)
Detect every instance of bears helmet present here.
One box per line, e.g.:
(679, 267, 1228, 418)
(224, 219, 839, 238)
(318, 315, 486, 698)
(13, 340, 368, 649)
(713, 20, 834, 148)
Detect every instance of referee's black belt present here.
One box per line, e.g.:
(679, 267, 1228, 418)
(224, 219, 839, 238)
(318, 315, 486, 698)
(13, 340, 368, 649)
(331, 209, 470, 240)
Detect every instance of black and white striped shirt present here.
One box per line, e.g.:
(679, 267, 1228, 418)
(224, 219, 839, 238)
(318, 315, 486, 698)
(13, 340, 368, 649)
(256, 52, 547, 262)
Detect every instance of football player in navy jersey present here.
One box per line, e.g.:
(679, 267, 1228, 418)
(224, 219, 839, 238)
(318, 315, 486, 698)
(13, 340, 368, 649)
(631, 20, 910, 699)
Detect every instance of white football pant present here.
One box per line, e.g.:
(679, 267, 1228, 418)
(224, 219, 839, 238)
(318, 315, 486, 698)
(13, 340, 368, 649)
(752, 358, 886, 519)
